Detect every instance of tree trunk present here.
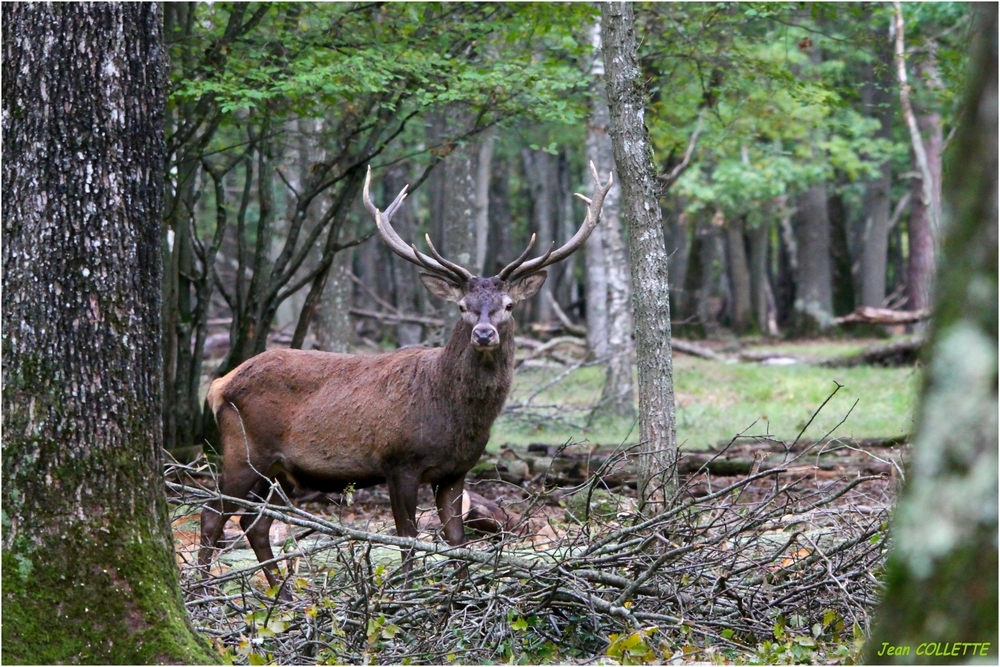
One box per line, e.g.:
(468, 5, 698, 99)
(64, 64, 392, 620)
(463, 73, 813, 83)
(587, 16, 634, 420)
(486, 152, 515, 277)
(555, 149, 580, 309)
(906, 49, 944, 312)
(474, 130, 495, 276)
(791, 185, 835, 333)
(828, 188, 856, 316)
(521, 147, 557, 324)
(662, 205, 691, 314)
(867, 6, 997, 658)
(438, 115, 478, 333)
(858, 22, 896, 308)
(1, 4, 214, 662)
(723, 215, 754, 334)
(602, 1, 677, 509)
(747, 219, 777, 336)
(316, 244, 354, 353)
(675, 212, 708, 338)
(385, 163, 424, 346)
(775, 196, 797, 328)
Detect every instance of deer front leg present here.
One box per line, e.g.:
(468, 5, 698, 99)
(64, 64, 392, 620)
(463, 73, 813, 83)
(387, 472, 420, 575)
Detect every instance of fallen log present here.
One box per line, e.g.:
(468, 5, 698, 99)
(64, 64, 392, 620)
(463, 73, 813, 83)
(820, 336, 925, 368)
(671, 339, 731, 361)
(350, 308, 444, 327)
(833, 306, 930, 326)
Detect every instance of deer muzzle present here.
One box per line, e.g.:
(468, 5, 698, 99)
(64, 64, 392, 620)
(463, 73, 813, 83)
(471, 323, 499, 349)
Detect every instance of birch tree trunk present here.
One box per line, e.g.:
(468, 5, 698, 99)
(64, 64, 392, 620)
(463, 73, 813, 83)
(907, 48, 944, 313)
(867, 5, 997, 657)
(601, 1, 677, 509)
(587, 16, 635, 419)
(475, 130, 495, 276)
(1, 4, 214, 662)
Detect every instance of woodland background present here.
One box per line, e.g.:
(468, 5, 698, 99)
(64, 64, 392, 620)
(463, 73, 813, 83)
(2, 2, 995, 665)
(160, 2, 966, 452)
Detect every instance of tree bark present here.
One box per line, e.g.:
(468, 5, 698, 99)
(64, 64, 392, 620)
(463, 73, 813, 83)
(602, 1, 677, 508)
(827, 188, 856, 316)
(791, 185, 835, 333)
(858, 20, 896, 308)
(747, 219, 777, 336)
(867, 5, 997, 658)
(587, 16, 635, 421)
(316, 245, 354, 353)
(521, 147, 557, 324)
(474, 130, 495, 276)
(555, 150, 580, 309)
(385, 163, 424, 346)
(1, 4, 214, 662)
(438, 114, 478, 332)
(723, 215, 754, 334)
(907, 50, 944, 312)
(662, 206, 691, 314)
(675, 212, 708, 337)
(486, 152, 515, 277)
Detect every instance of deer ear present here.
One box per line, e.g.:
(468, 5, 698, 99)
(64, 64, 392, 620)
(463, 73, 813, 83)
(509, 271, 547, 304)
(420, 273, 465, 303)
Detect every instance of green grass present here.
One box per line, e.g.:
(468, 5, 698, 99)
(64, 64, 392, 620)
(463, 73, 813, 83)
(491, 347, 921, 452)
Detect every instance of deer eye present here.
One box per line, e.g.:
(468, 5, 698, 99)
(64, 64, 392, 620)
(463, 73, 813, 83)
(458, 301, 468, 313)
(505, 302, 513, 311)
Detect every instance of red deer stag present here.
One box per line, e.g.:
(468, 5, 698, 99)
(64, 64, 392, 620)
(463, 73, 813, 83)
(199, 162, 613, 594)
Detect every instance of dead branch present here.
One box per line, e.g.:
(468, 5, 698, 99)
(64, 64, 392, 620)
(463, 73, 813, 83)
(833, 306, 930, 326)
(820, 335, 925, 368)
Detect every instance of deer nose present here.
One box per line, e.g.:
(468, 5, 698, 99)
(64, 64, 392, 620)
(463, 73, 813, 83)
(472, 324, 498, 348)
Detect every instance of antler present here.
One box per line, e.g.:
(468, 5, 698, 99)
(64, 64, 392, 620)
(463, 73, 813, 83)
(498, 161, 613, 283)
(363, 166, 473, 286)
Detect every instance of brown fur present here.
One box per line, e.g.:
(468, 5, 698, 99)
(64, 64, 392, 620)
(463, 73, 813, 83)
(198, 277, 529, 595)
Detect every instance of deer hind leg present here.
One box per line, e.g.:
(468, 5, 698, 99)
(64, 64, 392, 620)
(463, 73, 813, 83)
(198, 465, 265, 583)
(434, 476, 467, 547)
(435, 476, 471, 580)
(238, 479, 294, 600)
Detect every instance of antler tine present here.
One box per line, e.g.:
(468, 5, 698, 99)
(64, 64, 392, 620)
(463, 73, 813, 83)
(497, 233, 537, 281)
(363, 165, 469, 285)
(424, 234, 474, 282)
(506, 161, 614, 283)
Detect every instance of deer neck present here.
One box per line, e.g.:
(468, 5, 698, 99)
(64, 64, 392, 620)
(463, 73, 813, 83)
(438, 319, 515, 407)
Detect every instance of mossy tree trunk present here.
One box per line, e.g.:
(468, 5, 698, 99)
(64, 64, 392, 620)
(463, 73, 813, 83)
(1, 4, 216, 664)
(866, 5, 997, 662)
(601, 1, 678, 510)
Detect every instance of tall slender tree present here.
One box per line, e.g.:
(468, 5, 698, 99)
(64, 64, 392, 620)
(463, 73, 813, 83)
(586, 16, 635, 420)
(601, 1, 678, 509)
(2, 4, 214, 662)
(867, 5, 997, 658)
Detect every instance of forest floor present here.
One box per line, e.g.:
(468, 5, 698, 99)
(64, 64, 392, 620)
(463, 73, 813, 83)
(171, 423, 901, 663)
(495, 336, 920, 450)
(176, 335, 911, 663)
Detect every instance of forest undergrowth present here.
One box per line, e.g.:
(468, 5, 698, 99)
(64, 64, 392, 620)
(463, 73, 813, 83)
(169, 388, 898, 665)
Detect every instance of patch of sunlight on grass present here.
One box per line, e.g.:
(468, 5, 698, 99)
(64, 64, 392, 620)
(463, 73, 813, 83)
(490, 348, 921, 452)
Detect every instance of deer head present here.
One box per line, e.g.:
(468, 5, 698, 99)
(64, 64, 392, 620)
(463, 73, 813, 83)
(362, 161, 613, 351)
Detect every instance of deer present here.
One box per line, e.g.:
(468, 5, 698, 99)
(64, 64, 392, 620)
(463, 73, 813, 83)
(198, 162, 613, 596)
